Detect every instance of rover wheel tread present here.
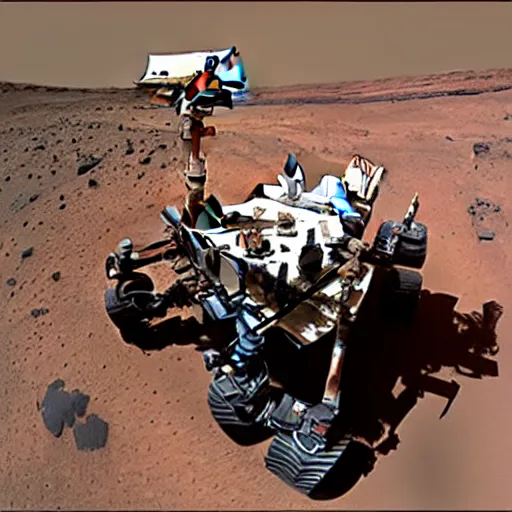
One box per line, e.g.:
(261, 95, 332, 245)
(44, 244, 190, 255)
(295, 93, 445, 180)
(264, 431, 352, 498)
(104, 272, 155, 331)
(395, 222, 428, 269)
(208, 375, 275, 446)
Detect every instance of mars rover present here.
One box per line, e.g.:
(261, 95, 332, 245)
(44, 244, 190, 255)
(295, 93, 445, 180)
(103, 64, 429, 499)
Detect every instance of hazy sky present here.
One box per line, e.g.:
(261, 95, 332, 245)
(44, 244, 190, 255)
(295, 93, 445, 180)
(0, 2, 510, 88)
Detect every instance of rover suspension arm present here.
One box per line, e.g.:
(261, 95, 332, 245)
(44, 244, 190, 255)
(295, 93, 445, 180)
(322, 327, 349, 412)
(105, 237, 181, 280)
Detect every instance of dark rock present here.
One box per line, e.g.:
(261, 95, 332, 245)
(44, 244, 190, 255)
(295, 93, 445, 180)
(140, 156, 151, 165)
(73, 414, 109, 451)
(445, 136, 454, 141)
(59, 203, 66, 210)
(34, 144, 46, 151)
(40, 380, 90, 438)
(31, 308, 49, 318)
(51, 271, 61, 282)
(29, 194, 39, 203)
(467, 205, 476, 216)
(59, 194, 65, 201)
(137, 172, 145, 180)
(478, 231, 495, 241)
(6, 277, 16, 286)
(21, 247, 33, 258)
(88, 178, 99, 188)
(504, 113, 512, 120)
(125, 139, 134, 155)
(473, 142, 490, 156)
(158, 144, 167, 150)
(280, 244, 291, 252)
(71, 138, 77, 144)
(71, 391, 90, 418)
(77, 155, 102, 176)
(160, 163, 167, 169)
(41, 380, 73, 437)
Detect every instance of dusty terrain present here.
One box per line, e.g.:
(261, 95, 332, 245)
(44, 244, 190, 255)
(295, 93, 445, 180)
(1, 68, 512, 510)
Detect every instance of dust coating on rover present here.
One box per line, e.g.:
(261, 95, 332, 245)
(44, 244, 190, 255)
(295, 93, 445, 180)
(103, 68, 428, 499)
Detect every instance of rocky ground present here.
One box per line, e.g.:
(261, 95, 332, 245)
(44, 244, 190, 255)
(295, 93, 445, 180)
(1, 68, 511, 509)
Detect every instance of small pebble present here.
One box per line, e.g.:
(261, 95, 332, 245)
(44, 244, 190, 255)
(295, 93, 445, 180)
(31, 308, 49, 318)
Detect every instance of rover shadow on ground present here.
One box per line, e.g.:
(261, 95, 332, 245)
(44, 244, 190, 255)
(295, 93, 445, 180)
(264, 269, 503, 499)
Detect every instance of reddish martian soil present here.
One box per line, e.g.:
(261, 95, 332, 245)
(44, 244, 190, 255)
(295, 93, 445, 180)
(1, 68, 512, 510)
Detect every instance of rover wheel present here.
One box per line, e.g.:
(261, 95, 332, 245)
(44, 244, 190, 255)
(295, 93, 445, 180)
(207, 369, 276, 446)
(265, 432, 375, 500)
(382, 267, 423, 323)
(373, 221, 428, 269)
(104, 272, 155, 332)
(394, 222, 428, 269)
